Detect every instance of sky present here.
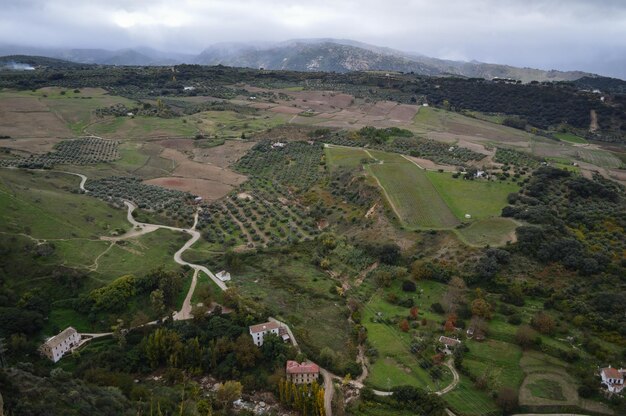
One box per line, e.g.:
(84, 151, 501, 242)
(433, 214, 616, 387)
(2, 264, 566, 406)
(2, 0, 625, 78)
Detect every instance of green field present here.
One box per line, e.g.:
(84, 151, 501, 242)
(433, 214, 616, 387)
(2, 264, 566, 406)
(324, 145, 371, 170)
(553, 132, 588, 144)
(362, 280, 451, 391)
(426, 171, 519, 220)
(0, 169, 129, 238)
(190, 110, 287, 138)
(366, 156, 459, 229)
(456, 218, 518, 246)
(324, 147, 517, 245)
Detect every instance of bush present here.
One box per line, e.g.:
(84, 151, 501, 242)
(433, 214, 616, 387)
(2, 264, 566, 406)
(401, 280, 417, 292)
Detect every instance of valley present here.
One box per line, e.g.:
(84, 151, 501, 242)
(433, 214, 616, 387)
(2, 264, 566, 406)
(0, 64, 624, 416)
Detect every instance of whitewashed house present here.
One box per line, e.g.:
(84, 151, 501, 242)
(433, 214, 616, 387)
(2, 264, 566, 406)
(216, 270, 231, 282)
(249, 321, 280, 346)
(40, 327, 81, 362)
(600, 366, 625, 394)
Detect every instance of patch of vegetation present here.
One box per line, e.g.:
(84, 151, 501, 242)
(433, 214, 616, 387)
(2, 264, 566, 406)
(494, 147, 542, 168)
(0, 137, 119, 168)
(321, 127, 485, 166)
(87, 177, 197, 227)
(526, 378, 566, 401)
(234, 140, 324, 191)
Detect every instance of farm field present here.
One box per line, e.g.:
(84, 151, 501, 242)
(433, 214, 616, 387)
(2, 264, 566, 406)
(89, 115, 200, 139)
(425, 171, 519, 220)
(553, 132, 588, 144)
(361, 280, 451, 391)
(518, 351, 613, 415)
(0, 168, 128, 238)
(324, 144, 371, 170)
(366, 156, 459, 229)
(456, 217, 518, 246)
(0, 88, 136, 143)
(324, 146, 518, 245)
(575, 148, 624, 168)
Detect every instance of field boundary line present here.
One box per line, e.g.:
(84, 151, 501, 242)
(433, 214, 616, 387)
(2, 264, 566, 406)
(364, 165, 404, 227)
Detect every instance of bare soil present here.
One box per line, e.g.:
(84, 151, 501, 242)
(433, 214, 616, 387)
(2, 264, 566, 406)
(144, 177, 235, 201)
(192, 140, 255, 167)
(0, 97, 71, 143)
(158, 138, 196, 151)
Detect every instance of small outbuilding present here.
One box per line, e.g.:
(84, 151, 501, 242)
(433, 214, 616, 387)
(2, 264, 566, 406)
(216, 270, 231, 282)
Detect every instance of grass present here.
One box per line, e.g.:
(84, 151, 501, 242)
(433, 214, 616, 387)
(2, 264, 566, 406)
(232, 245, 354, 369)
(0, 169, 128, 239)
(366, 155, 459, 229)
(553, 132, 588, 144)
(576, 149, 624, 169)
(190, 110, 287, 138)
(526, 378, 566, 400)
(362, 280, 450, 390)
(324, 145, 371, 170)
(456, 218, 518, 247)
(444, 375, 499, 416)
(426, 172, 519, 220)
(90, 115, 199, 138)
(463, 339, 524, 389)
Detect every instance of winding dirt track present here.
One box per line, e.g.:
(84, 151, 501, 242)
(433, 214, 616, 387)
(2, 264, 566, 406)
(57, 170, 227, 321)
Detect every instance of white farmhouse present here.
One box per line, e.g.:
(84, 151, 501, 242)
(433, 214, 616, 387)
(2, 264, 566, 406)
(438, 335, 461, 355)
(600, 366, 625, 394)
(40, 327, 81, 363)
(216, 270, 231, 282)
(249, 321, 280, 346)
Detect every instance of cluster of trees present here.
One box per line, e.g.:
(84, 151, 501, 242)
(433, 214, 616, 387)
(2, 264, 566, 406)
(0, 137, 120, 169)
(355, 385, 447, 415)
(278, 379, 325, 416)
(198, 178, 319, 247)
(88, 176, 197, 227)
(76, 269, 183, 321)
(503, 168, 624, 283)
(321, 128, 486, 166)
(234, 140, 325, 192)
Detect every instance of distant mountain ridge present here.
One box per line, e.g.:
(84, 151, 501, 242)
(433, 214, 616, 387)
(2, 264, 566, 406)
(0, 39, 603, 82)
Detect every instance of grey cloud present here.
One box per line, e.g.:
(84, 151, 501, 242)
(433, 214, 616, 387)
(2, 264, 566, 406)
(0, 0, 624, 78)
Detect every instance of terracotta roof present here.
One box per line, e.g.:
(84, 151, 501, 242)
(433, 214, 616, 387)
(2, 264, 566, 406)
(286, 361, 320, 374)
(602, 367, 624, 380)
(44, 327, 78, 349)
(439, 336, 461, 346)
(249, 321, 280, 334)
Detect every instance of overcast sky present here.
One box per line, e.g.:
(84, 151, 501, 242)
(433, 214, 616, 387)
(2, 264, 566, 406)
(2, 0, 625, 78)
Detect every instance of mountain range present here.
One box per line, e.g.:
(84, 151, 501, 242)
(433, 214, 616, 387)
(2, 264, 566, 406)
(0, 39, 598, 82)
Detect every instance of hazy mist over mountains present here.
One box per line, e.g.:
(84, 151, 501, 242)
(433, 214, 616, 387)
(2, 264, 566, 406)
(0, 39, 603, 83)
(1, 0, 625, 79)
